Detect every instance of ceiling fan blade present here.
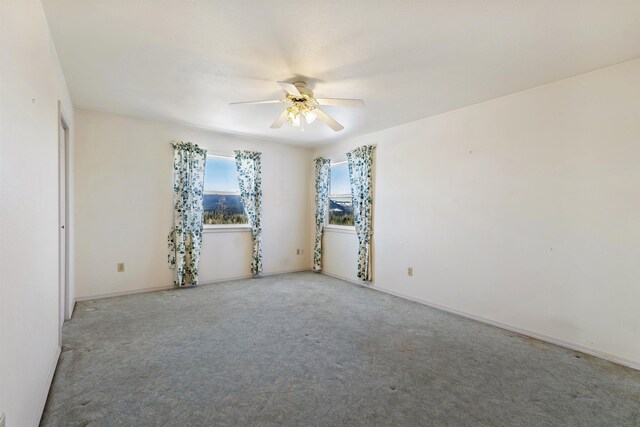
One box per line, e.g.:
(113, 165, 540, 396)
(230, 99, 283, 106)
(316, 98, 365, 108)
(315, 108, 344, 132)
(277, 81, 301, 96)
(270, 109, 288, 128)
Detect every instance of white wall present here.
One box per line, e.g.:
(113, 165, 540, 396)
(74, 109, 311, 299)
(0, 0, 75, 425)
(313, 58, 640, 368)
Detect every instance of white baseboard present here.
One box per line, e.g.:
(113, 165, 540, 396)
(75, 284, 174, 302)
(34, 345, 61, 427)
(199, 267, 311, 286)
(321, 272, 640, 371)
(320, 271, 367, 286)
(75, 267, 313, 302)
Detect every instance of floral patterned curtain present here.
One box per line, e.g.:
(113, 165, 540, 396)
(313, 157, 331, 271)
(347, 145, 375, 282)
(167, 142, 207, 287)
(234, 150, 263, 276)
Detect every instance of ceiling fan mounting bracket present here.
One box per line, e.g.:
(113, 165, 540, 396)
(292, 81, 313, 96)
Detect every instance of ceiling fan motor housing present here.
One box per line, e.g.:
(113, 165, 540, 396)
(285, 82, 318, 126)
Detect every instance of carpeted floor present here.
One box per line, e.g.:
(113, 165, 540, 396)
(42, 272, 640, 426)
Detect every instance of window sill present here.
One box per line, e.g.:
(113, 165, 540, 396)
(203, 224, 252, 233)
(324, 224, 356, 234)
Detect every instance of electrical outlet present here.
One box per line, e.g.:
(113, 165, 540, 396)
(407, 267, 413, 277)
(296, 249, 300, 255)
(1, 412, 6, 427)
(117, 262, 125, 272)
(300, 249, 304, 255)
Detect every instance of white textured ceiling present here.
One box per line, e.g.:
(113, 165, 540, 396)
(42, 0, 640, 146)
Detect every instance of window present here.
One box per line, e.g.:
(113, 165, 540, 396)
(203, 156, 248, 225)
(328, 161, 354, 226)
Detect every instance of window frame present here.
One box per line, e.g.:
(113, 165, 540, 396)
(326, 159, 355, 231)
(202, 154, 251, 232)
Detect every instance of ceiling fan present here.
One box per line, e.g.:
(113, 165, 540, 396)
(230, 81, 364, 132)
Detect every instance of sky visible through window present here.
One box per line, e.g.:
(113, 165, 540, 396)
(204, 157, 240, 193)
(330, 163, 350, 195)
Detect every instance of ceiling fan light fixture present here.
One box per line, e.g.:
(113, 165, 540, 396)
(303, 109, 317, 124)
(286, 106, 301, 126)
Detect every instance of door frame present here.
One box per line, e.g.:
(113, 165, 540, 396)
(58, 101, 70, 345)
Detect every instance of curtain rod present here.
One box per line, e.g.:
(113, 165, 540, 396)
(322, 143, 378, 164)
(169, 143, 235, 160)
